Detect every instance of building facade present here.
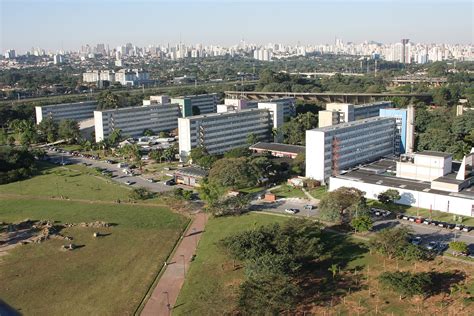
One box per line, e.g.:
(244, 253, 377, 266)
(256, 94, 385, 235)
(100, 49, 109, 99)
(35, 101, 97, 124)
(379, 108, 408, 155)
(178, 109, 274, 160)
(94, 104, 180, 142)
(306, 117, 396, 183)
(171, 93, 218, 117)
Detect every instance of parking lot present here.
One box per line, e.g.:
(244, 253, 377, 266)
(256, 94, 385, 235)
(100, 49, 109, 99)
(45, 148, 177, 193)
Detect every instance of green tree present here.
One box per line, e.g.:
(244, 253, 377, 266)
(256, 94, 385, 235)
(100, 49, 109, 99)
(37, 117, 58, 143)
(107, 128, 122, 146)
(129, 187, 154, 200)
(449, 241, 468, 254)
(378, 189, 401, 204)
(318, 187, 366, 223)
(149, 148, 164, 163)
(143, 128, 154, 136)
(162, 144, 178, 162)
(246, 133, 259, 146)
(379, 271, 432, 298)
(351, 215, 373, 232)
(208, 157, 256, 190)
(58, 119, 80, 144)
(189, 146, 217, 168)
(97, 90, 120, 109)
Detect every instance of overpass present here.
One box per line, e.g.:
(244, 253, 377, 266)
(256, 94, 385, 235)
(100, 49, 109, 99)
(225, 91, 432, 104)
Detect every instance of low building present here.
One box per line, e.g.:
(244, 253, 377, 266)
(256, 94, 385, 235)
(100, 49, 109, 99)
(174, 166, 208, 187)
(249, 142, 305, 159)
(35, 101, 97, 124)
(329, 150, 474, 217)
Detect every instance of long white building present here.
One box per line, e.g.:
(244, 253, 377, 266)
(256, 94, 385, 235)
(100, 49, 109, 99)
(319, 101, 393, 128)
(178, 109, 275, 160)
(329, 151, 474, 217)
(35, 101, 97, 124)
(94, 104, 180, 142)
(306, 117, 396, 183)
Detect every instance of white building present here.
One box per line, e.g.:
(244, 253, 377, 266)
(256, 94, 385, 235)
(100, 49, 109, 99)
(306, 117, 396, 183)
(329, 151, 474, 217)
(35, 101, 97, 124)
(178, 108, 279, 160)
(320, 101, 393, 127)
(94, 103, 180, 142)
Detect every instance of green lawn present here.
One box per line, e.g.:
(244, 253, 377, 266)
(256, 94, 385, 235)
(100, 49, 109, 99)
(0, 163, 132, 202)
(174, 213, 289, 315)
(270, 184, 307, 199)
(174, 213, 473, 315)
(0, 163, 189, 315)
(308, 186, 328, 199)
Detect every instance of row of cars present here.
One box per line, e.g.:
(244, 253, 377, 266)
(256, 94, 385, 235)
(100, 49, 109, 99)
(398, 214, 473, 233)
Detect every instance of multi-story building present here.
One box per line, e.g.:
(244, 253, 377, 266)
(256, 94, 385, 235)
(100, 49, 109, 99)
(226, 97, 295, 119)
(35, 101, 97, 124)
(178, 108, 276, 160)
(94, 104, 180, 142)
(171, 93, 218, 117)
(379, 108, 408, 155)
(306, 117, 396, 183)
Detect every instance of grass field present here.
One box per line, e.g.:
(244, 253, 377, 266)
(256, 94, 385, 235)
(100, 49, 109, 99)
(174, 213, 290, 315)
(0, 163, 189, 315)
(174, 213, 473, 315)
(271, 184, 307, 199)
(308, 186, 328, 199)
(0, 163, 132, 202)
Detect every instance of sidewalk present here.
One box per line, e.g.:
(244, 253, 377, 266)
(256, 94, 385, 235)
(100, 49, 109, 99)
(141, 212, 208, 316)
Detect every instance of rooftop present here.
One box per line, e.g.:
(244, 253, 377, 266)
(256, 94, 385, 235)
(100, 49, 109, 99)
(40, 101, 97, 108)
(335, 159, 474, 200)
(249, 142, 305, 155)
(175, 166, 209, 178)
(309, 116, 394, 132)
(416, 151, 453, 158)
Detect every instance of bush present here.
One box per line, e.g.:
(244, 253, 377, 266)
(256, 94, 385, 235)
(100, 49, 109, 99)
(351, 215, 373, 232)
(379, 271, 432, 298)
(449, 241, 468, 253)
(0, 145, 36, 184)
(129, 187, 154, 200)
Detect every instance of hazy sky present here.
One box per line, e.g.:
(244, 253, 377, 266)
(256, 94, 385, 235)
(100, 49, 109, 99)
(1, 0, 473, 52)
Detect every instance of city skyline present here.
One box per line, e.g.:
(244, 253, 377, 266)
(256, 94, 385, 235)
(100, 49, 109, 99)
(1, 0, 473, 52)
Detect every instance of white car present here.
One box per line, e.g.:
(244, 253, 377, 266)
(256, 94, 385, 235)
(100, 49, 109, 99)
(284, 208, 298, 214)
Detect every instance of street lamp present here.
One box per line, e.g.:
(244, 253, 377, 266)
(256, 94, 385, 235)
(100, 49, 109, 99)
(163, 291, 171, 315)
(180, 254, 186, 277)
(192, 228, 197, 248)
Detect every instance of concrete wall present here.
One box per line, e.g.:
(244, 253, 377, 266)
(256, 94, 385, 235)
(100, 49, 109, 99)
(329, 176, 474, 217)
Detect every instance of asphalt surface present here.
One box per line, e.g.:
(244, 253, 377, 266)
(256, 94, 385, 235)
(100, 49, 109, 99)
(46, 150, 176, 193)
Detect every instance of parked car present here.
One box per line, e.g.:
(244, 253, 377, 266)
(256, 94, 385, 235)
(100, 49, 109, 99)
(437, 243, 448, 253)
(415, 217, 424, 224)
(446, 223, 455, 229)
(422, 219, 432, 225)
(411, 236, 422, 246)
(147, 178, 155, 183)
(304, 205, 313, 210)
(402, 215, 409, 220)
(164, 179, 175, 186)
(462, 226, 473, 232)
(426, 241, 438, 251)
(125, 181, 133, 186)
(454, 224, 464, 231)
(285, 208, 299, 214)
(430, 220, 440, 226)
(437, 222, 447, 228)
(408, 217, 416, 222)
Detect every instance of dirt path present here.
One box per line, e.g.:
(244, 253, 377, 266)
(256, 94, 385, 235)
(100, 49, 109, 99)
(141, 213, 208, 316)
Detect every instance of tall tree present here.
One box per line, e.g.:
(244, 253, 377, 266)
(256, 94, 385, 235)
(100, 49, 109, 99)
(58, 119, 80, 144)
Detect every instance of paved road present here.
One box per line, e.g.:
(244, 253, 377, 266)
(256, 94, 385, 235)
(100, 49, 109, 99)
(46, 150, 175, 193)
(251, 197, 319, 218)
(141, 213, 208, 316)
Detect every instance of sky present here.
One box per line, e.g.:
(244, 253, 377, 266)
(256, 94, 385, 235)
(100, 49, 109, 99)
(1, 0, 473, 53)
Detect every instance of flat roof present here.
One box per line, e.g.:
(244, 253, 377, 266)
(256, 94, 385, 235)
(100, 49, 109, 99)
(416, 151, 452, 158)
(249, 142, 305, 155)
(309, 116, 394, 132)
(39, 101, 97, 108)
(175, 166, 208, 178)
(182, 108, 266, 120)
(334, 159, 474, 200)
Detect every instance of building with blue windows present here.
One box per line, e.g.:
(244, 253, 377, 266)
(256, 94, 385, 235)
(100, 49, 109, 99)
(379, 108, 408, 155)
